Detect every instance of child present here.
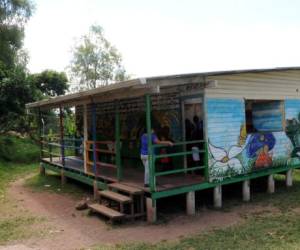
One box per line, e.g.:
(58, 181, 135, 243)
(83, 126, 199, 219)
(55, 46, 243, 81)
(140, 128, 173, 187)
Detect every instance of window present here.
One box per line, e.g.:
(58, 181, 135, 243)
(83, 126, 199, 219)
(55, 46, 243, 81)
(245, 100, 285, 133)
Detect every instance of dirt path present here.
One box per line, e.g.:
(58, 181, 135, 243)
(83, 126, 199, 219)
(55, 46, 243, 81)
(3, 176, 277, 250)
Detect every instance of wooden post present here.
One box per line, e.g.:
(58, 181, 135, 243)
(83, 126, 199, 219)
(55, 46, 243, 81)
(115, 101, 122, 181)
(286, 169, 293, 187)
(145, 94, 155, 191)
(91, 103, 97, 176)
(214, 185, 222, 208)
(93, 180, 99, 200)
(267, 175, 275, 193)
(186, 191, 196, 215)
(83, 104, 88, 173)
(242, 180, 250, 202)
(61, 169, 66, 185)
(59, 106, 65, 167)
(38, 108, 43, 160)
(146, 197, 157, 223)
(39, 163, 45, 176)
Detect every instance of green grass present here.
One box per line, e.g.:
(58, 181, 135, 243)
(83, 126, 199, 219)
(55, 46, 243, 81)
(25, 172, 88, 197)
(0, 134, 40, 163)
(0, 162, 37, 201)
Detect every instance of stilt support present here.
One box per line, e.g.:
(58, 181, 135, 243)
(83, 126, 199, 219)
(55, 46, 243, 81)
(214, 185, 222, 208)
(186, 191, 196, 215)
(286, 169, 293, 187)
(242, 180, 250, 202)
(93, 180, 99, 200)
(267, 175, 275, 194)
(39, 164, 45, 176)
(61, 169, 66, 185)
(146, 197, 157, 223)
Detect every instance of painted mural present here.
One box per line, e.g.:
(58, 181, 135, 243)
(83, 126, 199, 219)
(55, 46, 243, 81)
(207, 98, 297, 182)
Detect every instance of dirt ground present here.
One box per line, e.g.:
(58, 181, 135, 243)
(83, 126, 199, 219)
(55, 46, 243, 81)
(1, 177, 277, 250)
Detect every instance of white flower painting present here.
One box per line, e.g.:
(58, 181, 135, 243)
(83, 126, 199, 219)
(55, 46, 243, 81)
(209, 143, 245, 178)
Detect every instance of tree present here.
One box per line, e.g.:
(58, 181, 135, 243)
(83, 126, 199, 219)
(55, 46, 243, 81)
(69, 25, 129, 90)
(0, 0, 34, 133)
(31, 70, 68, 97)
(0, 0, 33, 69)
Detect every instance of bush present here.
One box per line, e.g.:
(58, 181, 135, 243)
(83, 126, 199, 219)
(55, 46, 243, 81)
(0, 135, 39, 163)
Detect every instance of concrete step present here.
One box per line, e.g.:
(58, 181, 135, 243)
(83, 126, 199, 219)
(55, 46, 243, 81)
(99, 190, 132, 203)
(108, 183, 144, 195)
(88, 203, 124, 220)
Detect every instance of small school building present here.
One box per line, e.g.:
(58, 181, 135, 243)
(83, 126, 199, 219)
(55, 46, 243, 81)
(26, 67, 300, 222)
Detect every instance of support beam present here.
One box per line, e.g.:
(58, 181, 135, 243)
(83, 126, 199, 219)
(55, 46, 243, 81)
(83, 104, 88, 172)
(91, 103, 97, 176)
(186, 191, 196, 215)
(115, 101, 122, 181)
(145, 94, 154, 191)
(242, 180, 250, 202)
(213, 185, 222, 208)
(286, 169, 293, 187)
(146, 197, 157, 223)
(267, 175, 275, 194)
(61, 169, 66, 185)
(59, 106, 65, 167)
(93, 180, 99, 200)
(38, 108, 43, 160)
(39, 163, 45, 176)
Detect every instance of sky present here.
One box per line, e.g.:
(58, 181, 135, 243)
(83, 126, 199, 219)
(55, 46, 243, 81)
(24, 0, 300, 78)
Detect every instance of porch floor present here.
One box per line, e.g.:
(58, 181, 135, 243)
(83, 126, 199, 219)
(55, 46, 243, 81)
(42, 156, 204, 192)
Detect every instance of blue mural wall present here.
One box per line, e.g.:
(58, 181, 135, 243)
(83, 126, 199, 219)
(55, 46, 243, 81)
(206, 98, 295, 182)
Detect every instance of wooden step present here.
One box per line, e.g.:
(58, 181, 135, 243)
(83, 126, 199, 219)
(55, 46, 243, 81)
(88, 203, 124, 219)
(99, 190, 132, 203)
(108, 183, 144, 195)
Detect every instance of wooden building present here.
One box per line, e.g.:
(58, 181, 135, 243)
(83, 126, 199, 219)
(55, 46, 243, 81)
(26, 67, 300, 222)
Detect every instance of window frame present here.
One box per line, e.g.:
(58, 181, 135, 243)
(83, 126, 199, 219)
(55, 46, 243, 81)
(244, 99, 286, 133)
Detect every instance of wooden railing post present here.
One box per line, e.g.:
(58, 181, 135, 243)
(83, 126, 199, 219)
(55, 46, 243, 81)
(115, 101, 122, 181)
(59, 106, 65, 167)
(145, 94, 155, 191)
(91, 103, 97, 176)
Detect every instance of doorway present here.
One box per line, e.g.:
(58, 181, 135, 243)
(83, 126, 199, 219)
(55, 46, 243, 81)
(181, 97, 204, 170)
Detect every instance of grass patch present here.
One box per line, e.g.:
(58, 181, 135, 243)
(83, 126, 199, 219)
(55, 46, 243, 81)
(0, 162, 37, 201)
(0, 216, 44, 245)
(25, 172, 88, 197)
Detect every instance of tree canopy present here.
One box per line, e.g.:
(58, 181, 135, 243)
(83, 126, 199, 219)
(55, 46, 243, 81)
(69, 25, 129, 90)
(31, 70, 68, 97)
(0, 0, 69, 134)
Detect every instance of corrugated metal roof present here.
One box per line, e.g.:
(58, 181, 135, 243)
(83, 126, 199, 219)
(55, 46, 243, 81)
(26, 66, 300, 109)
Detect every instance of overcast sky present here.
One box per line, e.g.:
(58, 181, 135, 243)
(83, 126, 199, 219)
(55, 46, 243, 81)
(24, 0, 300, 78)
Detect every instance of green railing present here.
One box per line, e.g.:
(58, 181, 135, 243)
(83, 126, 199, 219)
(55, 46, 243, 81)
(149, 140, 208, 192)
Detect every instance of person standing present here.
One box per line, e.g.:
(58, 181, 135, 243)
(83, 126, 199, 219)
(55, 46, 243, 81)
(140, 128, 173, 187)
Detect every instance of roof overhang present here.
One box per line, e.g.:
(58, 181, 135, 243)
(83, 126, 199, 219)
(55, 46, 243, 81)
(26, 66, 300, 110)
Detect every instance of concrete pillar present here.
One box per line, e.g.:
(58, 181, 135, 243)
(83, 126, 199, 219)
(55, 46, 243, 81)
(267, 175, 275, 194)
(214, 185, 222, 208)
(146, 197, 157, 223)
(39, 164, 45, 176)
(61, 169, 66, 185)
(93, 180, 99, 200)
(286, 169, 293, 187)
(242, 180, 250, 202)
(186, 191, 196, 215)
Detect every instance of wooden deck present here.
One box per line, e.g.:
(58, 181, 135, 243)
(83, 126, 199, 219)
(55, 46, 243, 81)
(42, 156, 204, 192)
